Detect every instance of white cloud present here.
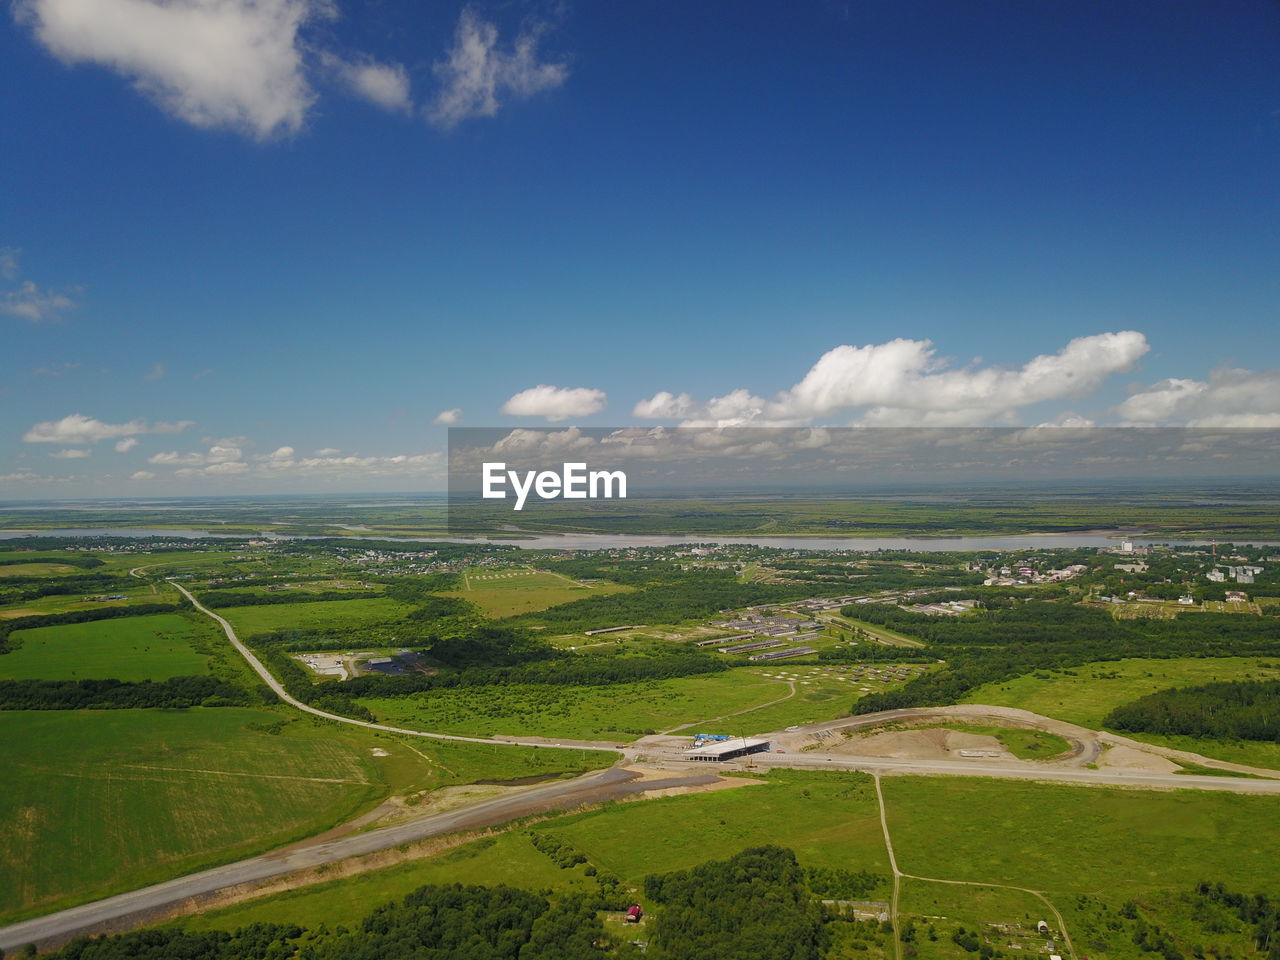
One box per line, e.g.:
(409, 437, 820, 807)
(428, 8, 567, 129)
(502, 385, 606, 422)
(323, 51, 411, 112)
(631, 392, 694, 419)
(634, 332, 1150, 427)
(144, 362, 166, 381)
(130, 470, 155, 480)
(433, 408, 462, 425)
(50, 448, 91, 459)
(14, 0, 325, 139)
(115, 437, 139, 452)
(2, 279, 76, 323)
(0, 247, 19, 280)
(314, 447, 340, 455)
(23, 413, 194, 444)
(1116, 368, 1280, 427)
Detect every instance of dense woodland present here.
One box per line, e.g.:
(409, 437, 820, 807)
(852, 604, 1280, 715)
(643, 846, 828, 960)
(0, 675, 254, 710)
(1106, 679, 1280, 742)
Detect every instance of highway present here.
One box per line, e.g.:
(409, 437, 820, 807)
(166, 579, 620, 753)
(0, 766, 721, 954)
(6, 576, 1280, 952)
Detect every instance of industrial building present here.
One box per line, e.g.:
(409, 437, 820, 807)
(719, 639, 785, 654)
(684, 737, 772, 762)
(750, 646, 817, 662)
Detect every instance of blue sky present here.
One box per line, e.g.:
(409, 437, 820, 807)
(3, 1, 1279, 495)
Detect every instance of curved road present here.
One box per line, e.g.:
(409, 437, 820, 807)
(7, 575, 1280, 952)
(167, 579, 620, 753)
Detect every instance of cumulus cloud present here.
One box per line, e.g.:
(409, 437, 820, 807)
(143, 362, 166, 381)
(33, 361, 81, 377)
(322, 51, 411, 112)
(14, 0, 326, 139)
(634, 332, 1150, 427)
(2, 279, 77, 323)
(50, 448, 91, 459)
(130, 470, 155, 480)
(1116, 368, 1280, 427)
(433, 408, 462, 425)
(502, 385, 606, 422)
(149, 441, 241, 466)
(428, 8, 567, 129)
(115, 437, 139, 453)
(314, 447, 340, 455)
(23, 413, 194, 445)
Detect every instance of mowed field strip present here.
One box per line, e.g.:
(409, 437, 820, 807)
(445, 567, 630, 618)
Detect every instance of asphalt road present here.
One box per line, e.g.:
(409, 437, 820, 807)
(0, 767, 722, 954)
(167, 579, 620, 753)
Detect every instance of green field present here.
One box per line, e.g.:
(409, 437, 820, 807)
(0, 613, 215, 681)
(218, 597, 414, 636)
(883, 775, 1280, 899)
(0, 562, 84, 576)
(0, 582, 180, 619)
(964, 656, 1280, 768)
(444, 567, 631, 618)
(360, 666, 889, 741)
(183, 769, 892, 933)
(0, 707, 612, 924)
(171, 768, 1280, 952)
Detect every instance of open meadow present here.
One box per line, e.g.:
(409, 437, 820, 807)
(0, 707, 610, 924)
(0, 613, 215, 681)
(359, 665, 896, 741)
(443, 567, 631, 617)
(964, 656, 1280, 768)
(218, 596, 415, 636)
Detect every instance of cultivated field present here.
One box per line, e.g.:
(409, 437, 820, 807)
(0, 707, 610, 924)
(217, 597, 415, 635)
(0, 613, 214, 681)
(444, 567, 630, 618)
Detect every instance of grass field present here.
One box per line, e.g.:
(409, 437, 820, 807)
(0, 562, 83, 576)
(360, 666, 893, 741)
(0, 613, 214, 681)
(443, 567, 630, 618)
(964, 656, 1280, 768)
(964, 656, 1280, 727)
(182, 769, 892, 933)
(883, 776, 1280, 900)
(171, 769, 1280, 948)
(0, 707, 612, 924)
(218, 597, 414, 635)
(0, 582, 180, 619)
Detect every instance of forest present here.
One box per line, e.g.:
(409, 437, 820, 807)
(41, 885, 609, 960)
(1105, 679, 1280, 742)
(643, 846, 828, 960)
(0, 675, 254, 710)
(851, 604, 1280, 715)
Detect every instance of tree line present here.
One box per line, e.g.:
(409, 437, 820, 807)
(0, 675, 255, 710)
(1105, 679, 1280, 742)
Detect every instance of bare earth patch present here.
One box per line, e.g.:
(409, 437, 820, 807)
(831, 728, 1011, 761)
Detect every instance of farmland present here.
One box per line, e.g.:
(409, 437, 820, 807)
(443, 567, 631, 617)
(0, 613, 215, 681)
(178, 767, 1280, 954)
(218, 596, 416, 636)
(0, 706, 610, 924)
